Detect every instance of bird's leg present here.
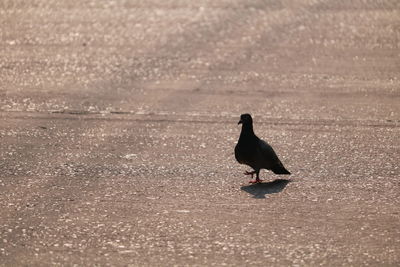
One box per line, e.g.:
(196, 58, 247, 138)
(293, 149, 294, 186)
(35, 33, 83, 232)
(244, 170, 256, 178)
(255, 170, 263, 183)
(249, 170, 263, 184)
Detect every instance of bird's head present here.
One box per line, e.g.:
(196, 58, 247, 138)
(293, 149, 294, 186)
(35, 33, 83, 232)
(238, 113, 253, 125)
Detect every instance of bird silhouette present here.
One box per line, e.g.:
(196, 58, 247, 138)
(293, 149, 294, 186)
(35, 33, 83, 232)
(235, 113, 290, 183)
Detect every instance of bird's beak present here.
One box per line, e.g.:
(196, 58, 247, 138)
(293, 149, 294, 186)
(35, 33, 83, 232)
(238, 119, 242, 125)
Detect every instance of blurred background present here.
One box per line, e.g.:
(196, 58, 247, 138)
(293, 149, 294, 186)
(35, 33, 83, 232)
(1, 0, 399, 266)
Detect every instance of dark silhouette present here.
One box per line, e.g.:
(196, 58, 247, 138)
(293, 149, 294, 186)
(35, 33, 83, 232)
(241, 179, 290, 199)
(235, 113, 291, 183)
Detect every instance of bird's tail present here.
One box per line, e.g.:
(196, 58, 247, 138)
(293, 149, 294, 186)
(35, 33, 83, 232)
(272, 165, 291, 175)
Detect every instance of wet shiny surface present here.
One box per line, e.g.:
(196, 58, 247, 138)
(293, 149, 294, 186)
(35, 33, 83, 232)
(1, 0, 399, 265)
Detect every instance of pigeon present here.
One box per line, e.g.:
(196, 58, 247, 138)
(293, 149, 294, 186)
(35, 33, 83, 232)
(235, 113, 290, 183)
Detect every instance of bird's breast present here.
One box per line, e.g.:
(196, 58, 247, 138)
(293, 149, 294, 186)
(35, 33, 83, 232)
(235, 141, 256, 164)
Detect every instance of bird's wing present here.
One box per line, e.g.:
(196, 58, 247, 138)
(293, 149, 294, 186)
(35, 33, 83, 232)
(257, 139, 282, 168)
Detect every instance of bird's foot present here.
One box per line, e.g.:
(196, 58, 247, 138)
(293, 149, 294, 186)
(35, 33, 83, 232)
(244, 170, 256, 178)
(249, 179, 263, 184)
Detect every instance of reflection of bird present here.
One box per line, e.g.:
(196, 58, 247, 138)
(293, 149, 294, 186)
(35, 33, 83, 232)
(235, 114, 290, 183)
